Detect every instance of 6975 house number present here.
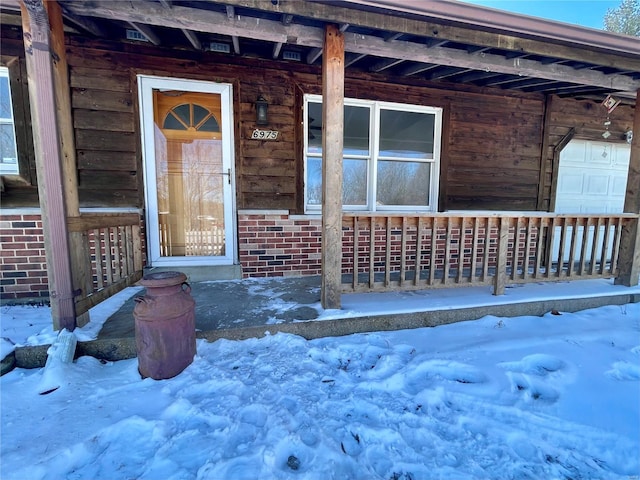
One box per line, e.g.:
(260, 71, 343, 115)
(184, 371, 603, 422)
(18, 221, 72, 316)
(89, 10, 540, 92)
(251, 129, 279, 140)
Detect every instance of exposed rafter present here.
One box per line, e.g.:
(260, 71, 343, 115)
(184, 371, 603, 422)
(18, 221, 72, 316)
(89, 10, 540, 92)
(181, 28, 201, 50)
(370, 57, 404, 73)
(399, 62, 437, 77)
(226, 5, 240, 54)
(48, 0, 640, 100)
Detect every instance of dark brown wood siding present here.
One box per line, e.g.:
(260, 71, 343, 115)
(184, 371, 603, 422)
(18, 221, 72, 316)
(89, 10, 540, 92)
(2, 32, 629, 213)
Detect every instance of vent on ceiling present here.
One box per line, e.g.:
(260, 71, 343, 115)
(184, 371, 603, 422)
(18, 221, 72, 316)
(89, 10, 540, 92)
(207, 42, 231, 53)
(282, 51, 301, 61)
(125, 29, 149, 42)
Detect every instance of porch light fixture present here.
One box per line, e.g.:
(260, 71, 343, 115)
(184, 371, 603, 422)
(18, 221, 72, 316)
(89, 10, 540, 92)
(625, 130, 633, 144)
(256, 95, 269, 126)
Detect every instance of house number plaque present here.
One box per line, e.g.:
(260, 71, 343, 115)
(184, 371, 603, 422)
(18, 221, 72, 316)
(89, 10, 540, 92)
(251, 129, 279, 140)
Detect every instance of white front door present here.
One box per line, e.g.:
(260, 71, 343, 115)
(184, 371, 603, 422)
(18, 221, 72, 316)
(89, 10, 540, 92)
(138, 75, 236, 266)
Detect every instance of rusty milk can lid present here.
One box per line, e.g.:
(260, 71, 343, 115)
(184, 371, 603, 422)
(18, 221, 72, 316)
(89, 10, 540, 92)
(138, 271, 188, 288)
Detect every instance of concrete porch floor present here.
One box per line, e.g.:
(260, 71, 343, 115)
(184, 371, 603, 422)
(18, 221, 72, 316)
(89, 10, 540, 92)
(12, 275, 640, 369)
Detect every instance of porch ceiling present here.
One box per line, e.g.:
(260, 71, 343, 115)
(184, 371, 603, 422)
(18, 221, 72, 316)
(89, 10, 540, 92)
(4, 0, 640, 104)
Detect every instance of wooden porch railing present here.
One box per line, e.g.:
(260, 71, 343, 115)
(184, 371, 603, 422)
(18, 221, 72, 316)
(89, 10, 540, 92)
(341, 213, 639, 294)
(67, 213, 144, 317)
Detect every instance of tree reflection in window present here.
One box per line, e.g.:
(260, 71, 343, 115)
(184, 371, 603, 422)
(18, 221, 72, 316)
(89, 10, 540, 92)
(163, 103, 220, 132)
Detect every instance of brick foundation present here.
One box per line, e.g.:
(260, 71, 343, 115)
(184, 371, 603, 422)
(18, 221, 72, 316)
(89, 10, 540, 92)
(0, 210, 49, 300)
(238, 211, 322, 277)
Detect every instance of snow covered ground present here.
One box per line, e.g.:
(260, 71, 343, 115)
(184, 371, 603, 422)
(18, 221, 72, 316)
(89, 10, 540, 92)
(1, 283, 639, 479)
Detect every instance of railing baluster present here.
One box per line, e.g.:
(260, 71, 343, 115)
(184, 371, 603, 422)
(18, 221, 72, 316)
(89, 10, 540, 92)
(415, 217, 423, 286)
(471, 217, 480, 283)
(353, 216, 360, 290)
(385, 217, 392, 287)
(611, 216, 623, 276)
(590, 217, 603, 275)
(494, 216, 509, 295)
(567, 217, 579, 277)
(429, 217, 438, 285)
(578, 217, 589, 276)
(94, 228, 104, 290)
(523, 217, 533, 280)
(511, 217, 521, 280)
(443, 217, 452, 285)
(369, 216, 375, 288)
(557, 217, 568, 278)
(457, 217, 466, 284)
(600, 217, 613, 275)
(400, 217, 408, 286)
(482, 217, 491, 283)
(104, 228, 113, 285)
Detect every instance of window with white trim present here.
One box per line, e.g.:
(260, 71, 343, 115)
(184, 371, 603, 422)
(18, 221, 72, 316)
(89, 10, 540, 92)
(0, 66, 19, 175)
(304, 95, 442, 212)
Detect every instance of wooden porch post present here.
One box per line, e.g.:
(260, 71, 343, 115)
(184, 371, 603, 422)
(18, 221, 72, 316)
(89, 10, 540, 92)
(615, 89, 640, 287)
(21, 0, 76, 330)
(321, 24, 344, 309)
(44, 1, 91, 327)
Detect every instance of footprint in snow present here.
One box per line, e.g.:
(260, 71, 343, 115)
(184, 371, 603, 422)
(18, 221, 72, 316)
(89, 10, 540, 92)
(606, 349, 640, 381)
(498, 354, 564, 376)
(499, 354, 564, 403)
(505, 372, 560, 403)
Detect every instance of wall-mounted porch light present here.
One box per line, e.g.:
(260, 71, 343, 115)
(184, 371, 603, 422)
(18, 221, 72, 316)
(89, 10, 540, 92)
(256, 95, 269, 126)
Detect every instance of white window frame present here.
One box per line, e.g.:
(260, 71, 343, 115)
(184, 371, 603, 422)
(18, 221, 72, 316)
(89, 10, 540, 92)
(0, 66, 19, 175)
(304, 94, 442, 213)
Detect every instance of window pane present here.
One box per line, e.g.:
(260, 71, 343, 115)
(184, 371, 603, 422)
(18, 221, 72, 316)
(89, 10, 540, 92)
(193, 104, 209, 126)
(377, 160, 431, 206)
(344, 105, 369, 155)
(308, 103, 370, 155)
(379, 110, 434, 158)
(0, 123, 17, 163)
(307, 102, 322, 151)
(0, 75, 11, 119)
(306, 157, 368, 206)
(163, 111, 186, 130)
(199, 116, 220, 132)
(343, 158, 367, 205)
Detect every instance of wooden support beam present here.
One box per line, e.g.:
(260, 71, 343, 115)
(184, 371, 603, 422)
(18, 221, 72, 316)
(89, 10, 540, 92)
(321, 24, 344, 310)
(45, 1, 90, 327)
(615, 88, 640, 287)
(21, 0, 76, 330)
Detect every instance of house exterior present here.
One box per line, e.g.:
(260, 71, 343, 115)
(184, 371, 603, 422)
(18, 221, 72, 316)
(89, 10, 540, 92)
(1, 0, 639, 329)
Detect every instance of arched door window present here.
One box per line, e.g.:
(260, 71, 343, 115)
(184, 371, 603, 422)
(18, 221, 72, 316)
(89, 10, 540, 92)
(162, 103, 220, 132)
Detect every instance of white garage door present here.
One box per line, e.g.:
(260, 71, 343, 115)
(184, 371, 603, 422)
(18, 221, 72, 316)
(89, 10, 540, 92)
(555, 139, 630, 214)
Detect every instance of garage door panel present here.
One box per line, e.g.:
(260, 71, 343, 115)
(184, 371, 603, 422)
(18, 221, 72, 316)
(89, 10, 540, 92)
(584, 175, 608, 195)
(556, 139, 630, 215)
(586, 143, 613, 166)
(611, 175, 628, 195)
(557, 173, 584, 195)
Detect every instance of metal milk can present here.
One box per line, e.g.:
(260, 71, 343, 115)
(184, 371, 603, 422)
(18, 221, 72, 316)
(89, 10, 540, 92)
(133, 271, 196, 380)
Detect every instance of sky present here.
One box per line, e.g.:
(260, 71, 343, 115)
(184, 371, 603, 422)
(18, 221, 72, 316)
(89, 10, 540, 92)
(461, 0, 621, 29)
(1, 280, 639, 479)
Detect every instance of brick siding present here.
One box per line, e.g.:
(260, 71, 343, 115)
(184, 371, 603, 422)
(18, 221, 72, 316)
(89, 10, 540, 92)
(0, 212, 49, 300)
(238, 211, 322, 277)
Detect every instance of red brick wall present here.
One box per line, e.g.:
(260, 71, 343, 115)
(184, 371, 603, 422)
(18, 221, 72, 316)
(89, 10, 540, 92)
(238, 211, 322, 277)
(0, 211, 49, 300)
